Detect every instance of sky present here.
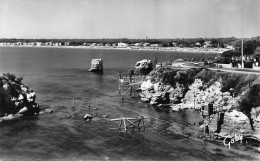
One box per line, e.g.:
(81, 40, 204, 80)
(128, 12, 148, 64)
(0, 0, 260, 39)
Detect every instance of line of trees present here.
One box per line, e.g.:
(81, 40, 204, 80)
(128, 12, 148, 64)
(1, 36, 257, 48)
(220, 36, 260, 64)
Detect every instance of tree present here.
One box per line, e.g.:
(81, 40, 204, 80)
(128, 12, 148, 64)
(222, 50, 241, 58)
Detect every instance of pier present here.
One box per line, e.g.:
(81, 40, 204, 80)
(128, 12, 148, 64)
(118, 70, 146, 100)
(110, 116, 146, 132)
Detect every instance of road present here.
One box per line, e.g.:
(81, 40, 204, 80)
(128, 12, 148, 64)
(172, 64, 260, 75)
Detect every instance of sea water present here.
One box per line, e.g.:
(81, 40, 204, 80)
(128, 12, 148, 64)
(0, 47, 258, 160)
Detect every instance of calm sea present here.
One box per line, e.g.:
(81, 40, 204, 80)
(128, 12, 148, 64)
(0, 47, 258, 161)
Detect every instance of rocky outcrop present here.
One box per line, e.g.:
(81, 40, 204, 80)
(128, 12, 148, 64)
(139, 66, 260, 142)
(140, 67, 197, 106)
(140, 79, 171, 105)
(135, 59, 153, 74)
(0, 73, 39, 119)
(89, 59, 103, 72)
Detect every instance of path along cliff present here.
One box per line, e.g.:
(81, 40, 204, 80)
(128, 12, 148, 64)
(140, 66, 260, 144)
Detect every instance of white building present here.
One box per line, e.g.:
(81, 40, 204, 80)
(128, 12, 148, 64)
(134, 43, 142, 47)
(65, 42, 70, 46)
(150, 44, 161, 47)
(203, 41, 212, 48)
(118, 42, 129, 48)
(143, 43, 150, 47)
(36, 42, 43, 46)
(53, 43, 60, 46)
(225, 45, 235, 50)
(172, 42, 178, 47)
(195, 42, 201, 47)
(91, 43, 97, 47)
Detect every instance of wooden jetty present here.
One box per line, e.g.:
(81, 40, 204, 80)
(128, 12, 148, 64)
(110, 116, 146, 132)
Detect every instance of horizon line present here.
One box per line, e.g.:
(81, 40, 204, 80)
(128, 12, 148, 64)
(1, 36, 259, 40)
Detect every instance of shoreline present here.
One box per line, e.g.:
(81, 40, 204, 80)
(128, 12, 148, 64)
(0, 45, 228, 54)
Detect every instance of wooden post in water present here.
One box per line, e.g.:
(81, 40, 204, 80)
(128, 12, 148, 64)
(123, 117, 127, 132)
(119, 73, 122, 94)
(72, 98, 75, 110)
(129, 73, 132, 96)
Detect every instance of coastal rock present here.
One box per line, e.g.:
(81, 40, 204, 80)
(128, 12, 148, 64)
(149, 92, 169, 105)
(135, 59, 153, 74)
(89, 59, 103, 72)
(84, 113, 93, 122)
(140, 66, 260, 142)
(169, 83, 185, 104)
(20, 85, 29, 93)
(26, 91, 36, 102)
(225, 110, 248, 123)
(210, 110, 256, 140)
(154, 82, 165, 92)
(0, 73, 40, 118)
(141, 79, 153, 91)
(171, 104, 182, 111)
(141, 97, 150, 102)
(251, 107, 260, 139)
(2, 83, 12, 95)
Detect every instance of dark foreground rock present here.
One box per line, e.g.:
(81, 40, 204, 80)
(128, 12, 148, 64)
(0, 73, 40, 120)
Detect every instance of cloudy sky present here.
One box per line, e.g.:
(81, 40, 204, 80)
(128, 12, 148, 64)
(0, 0, 260, 39)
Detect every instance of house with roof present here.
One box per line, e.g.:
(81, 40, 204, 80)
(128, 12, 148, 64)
(91, 43, 97, 47)
(225, 44, 235, 50)
(143, 43, 150, 47)
(203, 41, 212, 48)
(118, 42, 129, 48)
(36, 42, 43, 46)
(195, 42, 201, 47)
(150, 44, 162, 47)
(105, 43, 111, 47)
(134, 43, 142, 47)
(172, 42, 178, 47)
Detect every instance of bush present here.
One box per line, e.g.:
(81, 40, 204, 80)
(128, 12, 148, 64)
(222, 50, 241, 58)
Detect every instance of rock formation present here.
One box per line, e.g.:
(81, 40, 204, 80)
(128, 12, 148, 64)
(0, 73, 40, 120)
(139, 66, 260, 142)
(89, 59, 103, 72)
(135, 59, 153, 74)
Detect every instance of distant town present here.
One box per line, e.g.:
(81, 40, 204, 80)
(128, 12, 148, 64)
(0, 37, 243, 54)
(1, 37, 259, 56)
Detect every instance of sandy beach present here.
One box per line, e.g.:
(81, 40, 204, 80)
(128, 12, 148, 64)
(0, 45, 229, 54)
